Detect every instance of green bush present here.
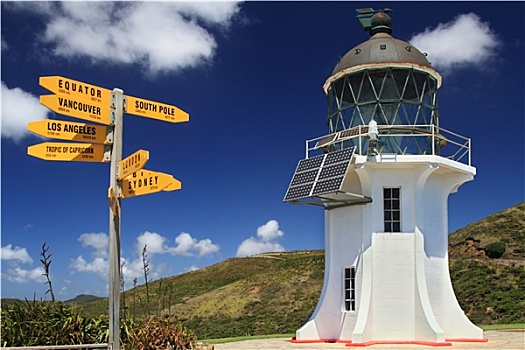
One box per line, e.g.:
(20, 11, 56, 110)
(485, 241, 506, 259)
(1, 300, 196, 349)
(0, 300, 105, 347)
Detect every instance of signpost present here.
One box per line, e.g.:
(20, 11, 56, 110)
(27, 142, 110, 162)
(118, 149, 149, 180)
(40, 94, 112, 125)
(125, 95, 189, 123)
(107, 89, 123, 350)
(27, 75, 189, 350)
(28, 119, 112, 144)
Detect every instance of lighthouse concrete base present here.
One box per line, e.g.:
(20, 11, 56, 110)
(294, 155, 484, 344)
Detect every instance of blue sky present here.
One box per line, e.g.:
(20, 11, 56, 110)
(1, 1, 524, 301)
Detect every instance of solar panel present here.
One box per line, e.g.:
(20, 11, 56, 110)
(319, 162, 349, 180)
(325, 147, 355, 165)
(312, 176, 345, 195)
(284, 146, 356, 202)
(296, 154, 324, 172)
(284, 183, 313, 201)
(339, 126, 368, 139)
(290, 168, 318, 187)
(314, 133, 338, 149)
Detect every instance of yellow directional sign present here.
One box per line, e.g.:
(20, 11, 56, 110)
(125, 95, 189, 123)
(118, 149, 149, 180)
(28, 119, 112, 144)
(40, 76, 111, 106)
(163, 177, 182, 192)
(120, 169, 175, 198)
(40, 94, 112, 125)
(27, 142, 110, 162)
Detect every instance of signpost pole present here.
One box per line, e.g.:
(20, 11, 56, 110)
(108, 88, 124, 350)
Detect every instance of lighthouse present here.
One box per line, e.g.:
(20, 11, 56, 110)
(284, 9, 486, 346)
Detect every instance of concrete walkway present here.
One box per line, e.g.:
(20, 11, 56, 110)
(214, 331, 524, 350)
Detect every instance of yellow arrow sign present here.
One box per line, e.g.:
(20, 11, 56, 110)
(28, 119, 112, 144)
(28, 142, 110, 162)
(39, 76, 112, 106)
(40, 94, 112, 125)
(125, 95, 189, 123)
(118, 149, 149, 180)
(163, 177, 182, 192)
(120, 169, 175, 198)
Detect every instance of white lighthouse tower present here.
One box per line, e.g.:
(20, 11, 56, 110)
(284, 9, 486, 346)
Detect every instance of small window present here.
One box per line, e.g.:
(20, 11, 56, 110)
(343, 267, 356, 311)
(384, 187, 401, 232)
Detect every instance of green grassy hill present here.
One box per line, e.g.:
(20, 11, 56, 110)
(65, 294, 103, 304)
(77, 250, 324, 338)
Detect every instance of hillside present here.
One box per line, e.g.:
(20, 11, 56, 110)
(10, 203, 524, 339)
(77, 250, 325, 338)
(65, 294, 103, 304)
(448, 202, 525, 325)
(449, 202, 525, 261)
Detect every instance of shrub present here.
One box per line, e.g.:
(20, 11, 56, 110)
(125, 315, 196, 350)
(0, 299, 104, 347)
(1, 300, 196, 349)
(485, 241, 506, 259)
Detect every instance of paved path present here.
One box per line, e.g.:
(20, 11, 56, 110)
(214, 331, 524, 350)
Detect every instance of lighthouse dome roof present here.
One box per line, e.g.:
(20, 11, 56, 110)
(332, 12, 432, 75)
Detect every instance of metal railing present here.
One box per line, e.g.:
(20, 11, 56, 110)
(305, 124, 471, 166)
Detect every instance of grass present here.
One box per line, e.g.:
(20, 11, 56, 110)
(481, 323, 525, 331)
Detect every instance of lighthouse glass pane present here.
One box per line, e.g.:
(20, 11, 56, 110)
(343, 267, 356, 312)
(326, 68, 440, 155)
(383, 187, 401, 232)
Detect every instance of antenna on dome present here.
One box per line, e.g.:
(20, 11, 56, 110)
(355, 8, 392, 32)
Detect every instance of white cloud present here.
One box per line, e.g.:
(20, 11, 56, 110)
(194, 238, 220, 258)
(171, 232, 196, 256)
(120, 257, 145, 283)
(136, 231, 169, 256)
(136, 231, 220, 258)
(409, 13, 499, 73)
(2, 266, 46, 283)
(256, 219, 284, 242)
(236, 220, 285, 257)
(1, 244, 33, 264)
(71, 232, 109, 277)
(120, 257, 160, 290)
(70, 256, 108, 275)
(9, 2, 242, 76)
(171, 232, 220, 257)
(1, 81, 50, 141)
(78, 232, 109, 258)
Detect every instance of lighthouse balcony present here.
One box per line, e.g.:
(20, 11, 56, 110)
(306, 124, 471, 166)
